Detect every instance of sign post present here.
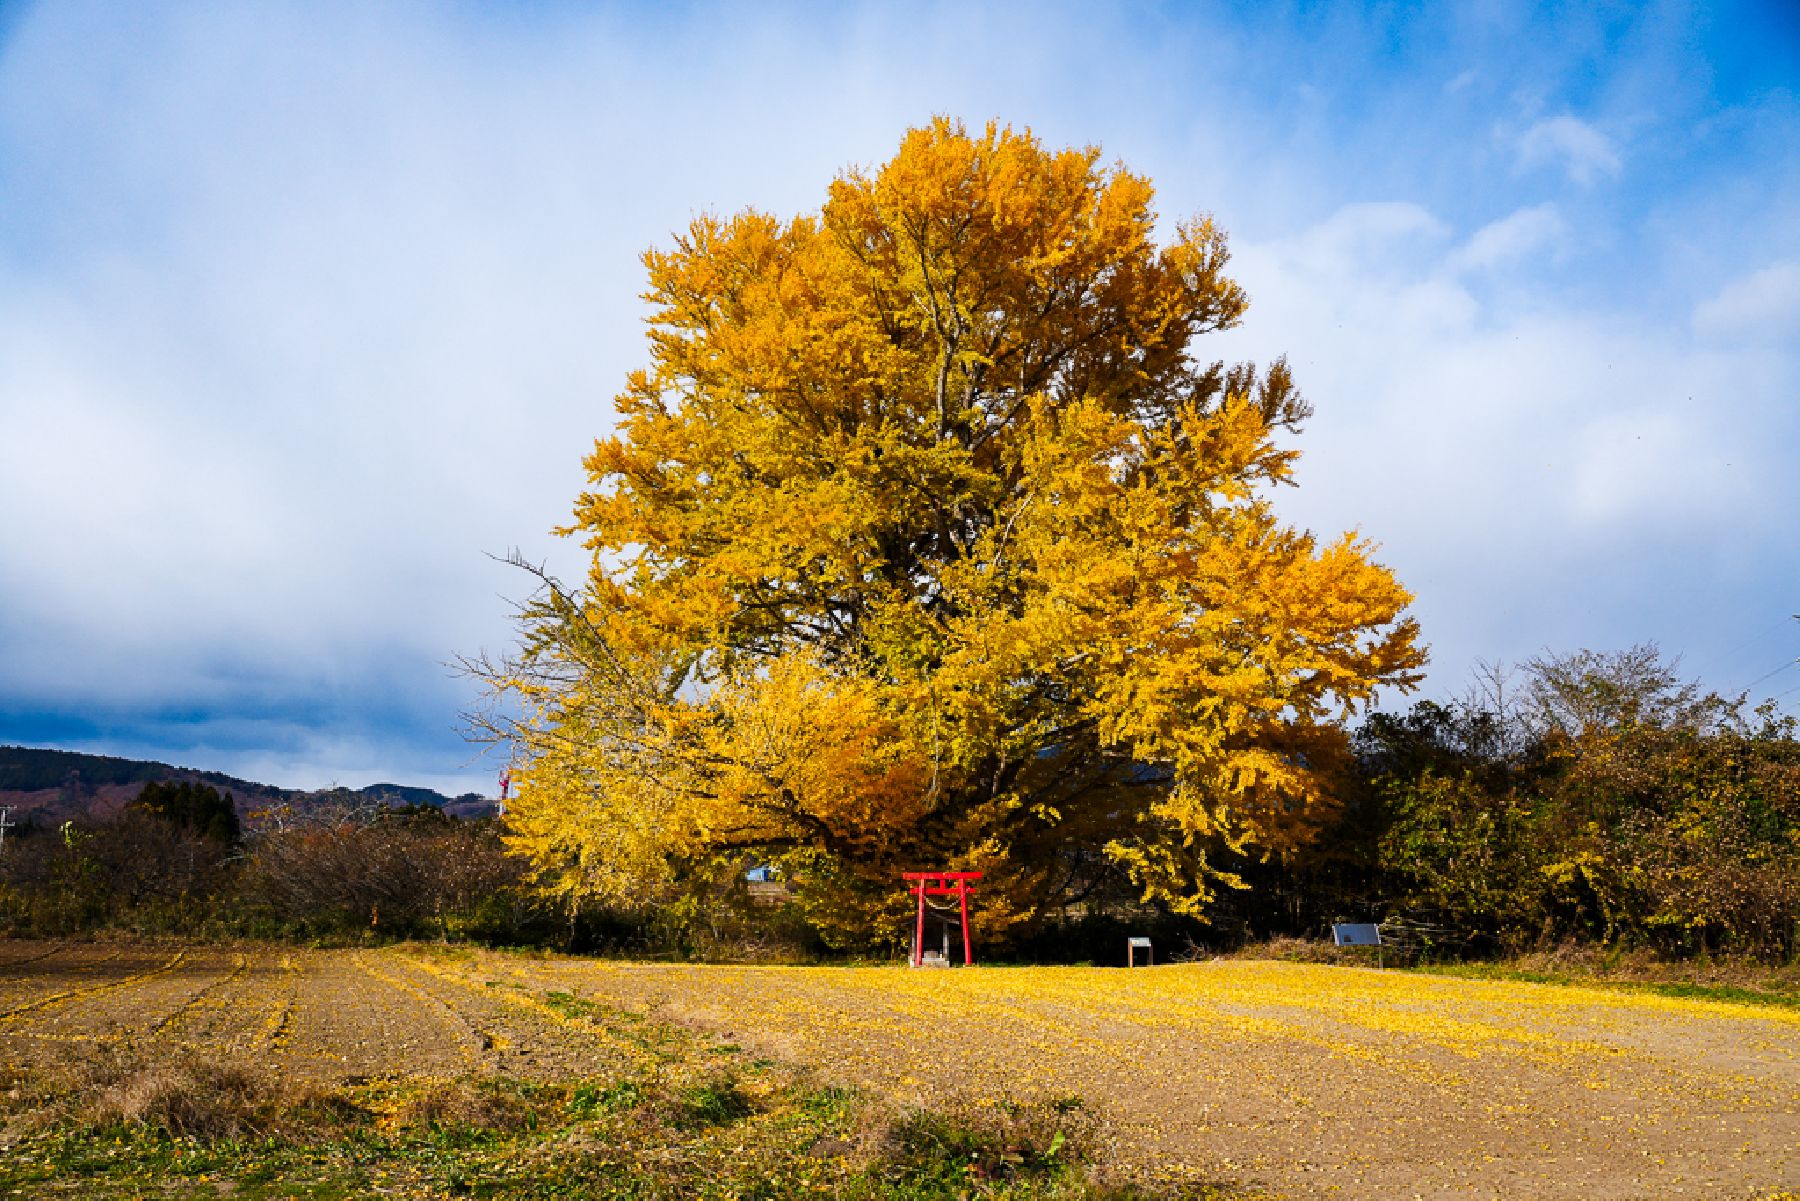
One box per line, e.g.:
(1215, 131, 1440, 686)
(1331, 922, 1384, 968)
(1127, 936, 1153, 967)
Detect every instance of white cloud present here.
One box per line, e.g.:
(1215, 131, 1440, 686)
(1, 0, 1796, 785)
(1287, 202, 1451, 269)
(1693, 261, 1800, 343)
(1516, 115, 1621, 185)
(1567, 406, 1750, 525)
(1210, 200, 1794, 696)
(0, 0, 1174, 788)
(1450, 204, 1566, 272)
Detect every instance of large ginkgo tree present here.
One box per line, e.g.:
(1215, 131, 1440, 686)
(485, 119, 1424, 944)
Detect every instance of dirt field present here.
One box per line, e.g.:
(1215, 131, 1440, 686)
(0, 940, 634, 1086)
(3, 941, 1797, 1200)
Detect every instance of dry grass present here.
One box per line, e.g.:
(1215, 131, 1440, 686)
(1224, 935, 1346, 964)
(1494, 940, 1800, 990)
(391, 1076, 538, 1134)
(10, 1047, 367, 1142)
(85, 1058, 279, 1139)
(1231, 936, 1800, 1000)
(883, 1094, 1095, 1186)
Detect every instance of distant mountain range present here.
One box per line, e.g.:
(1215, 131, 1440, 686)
(0, 745, 499, 827)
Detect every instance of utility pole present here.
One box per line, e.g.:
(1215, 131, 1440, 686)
(0, 806, 14, 853)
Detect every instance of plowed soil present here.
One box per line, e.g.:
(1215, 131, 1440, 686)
(0, 942, 634, 1087)
(3, 941, 1797, 1200)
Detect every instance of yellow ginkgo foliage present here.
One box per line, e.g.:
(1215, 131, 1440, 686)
(489, 118, 1424, 944)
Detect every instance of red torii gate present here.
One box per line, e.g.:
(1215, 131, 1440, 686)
(902, 871, 982, 967)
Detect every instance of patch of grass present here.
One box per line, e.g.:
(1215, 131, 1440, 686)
(543, 988, 601, 1018)
(1639, 980, 1800, 1010)
(1408, 962, 1800, 1012)
(675, 1075, 755, 1128)
(567, 1078, 644, 1116)
(881, 1096, 1087, 1191)
(1229, 937, 1800, 1013)
(530, 985, 686, 1062)
(0, 1055, 1233, 1200)
(798, 1084, 858, 1120)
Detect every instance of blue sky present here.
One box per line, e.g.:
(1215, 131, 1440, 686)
(1, 1, 1795, 795)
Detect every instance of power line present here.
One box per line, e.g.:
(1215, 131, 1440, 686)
(1738, 658, 1800, 692)
(1752, 615, 1800, 702)
(1716, 613, 1800, 671)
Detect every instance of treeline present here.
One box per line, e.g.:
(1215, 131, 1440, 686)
(1207, 646, 1800, 961)
(2, 646, 1794, 963)
(560, 645, 1797, 965)
(0, 780, 772, 953)
(0, 786, 548, 943)
(0, 747, 221, 791)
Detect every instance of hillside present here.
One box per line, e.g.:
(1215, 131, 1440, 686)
(0, 745, 497, 826)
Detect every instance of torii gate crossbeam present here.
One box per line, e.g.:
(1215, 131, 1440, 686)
(902, 871, 982, 966)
